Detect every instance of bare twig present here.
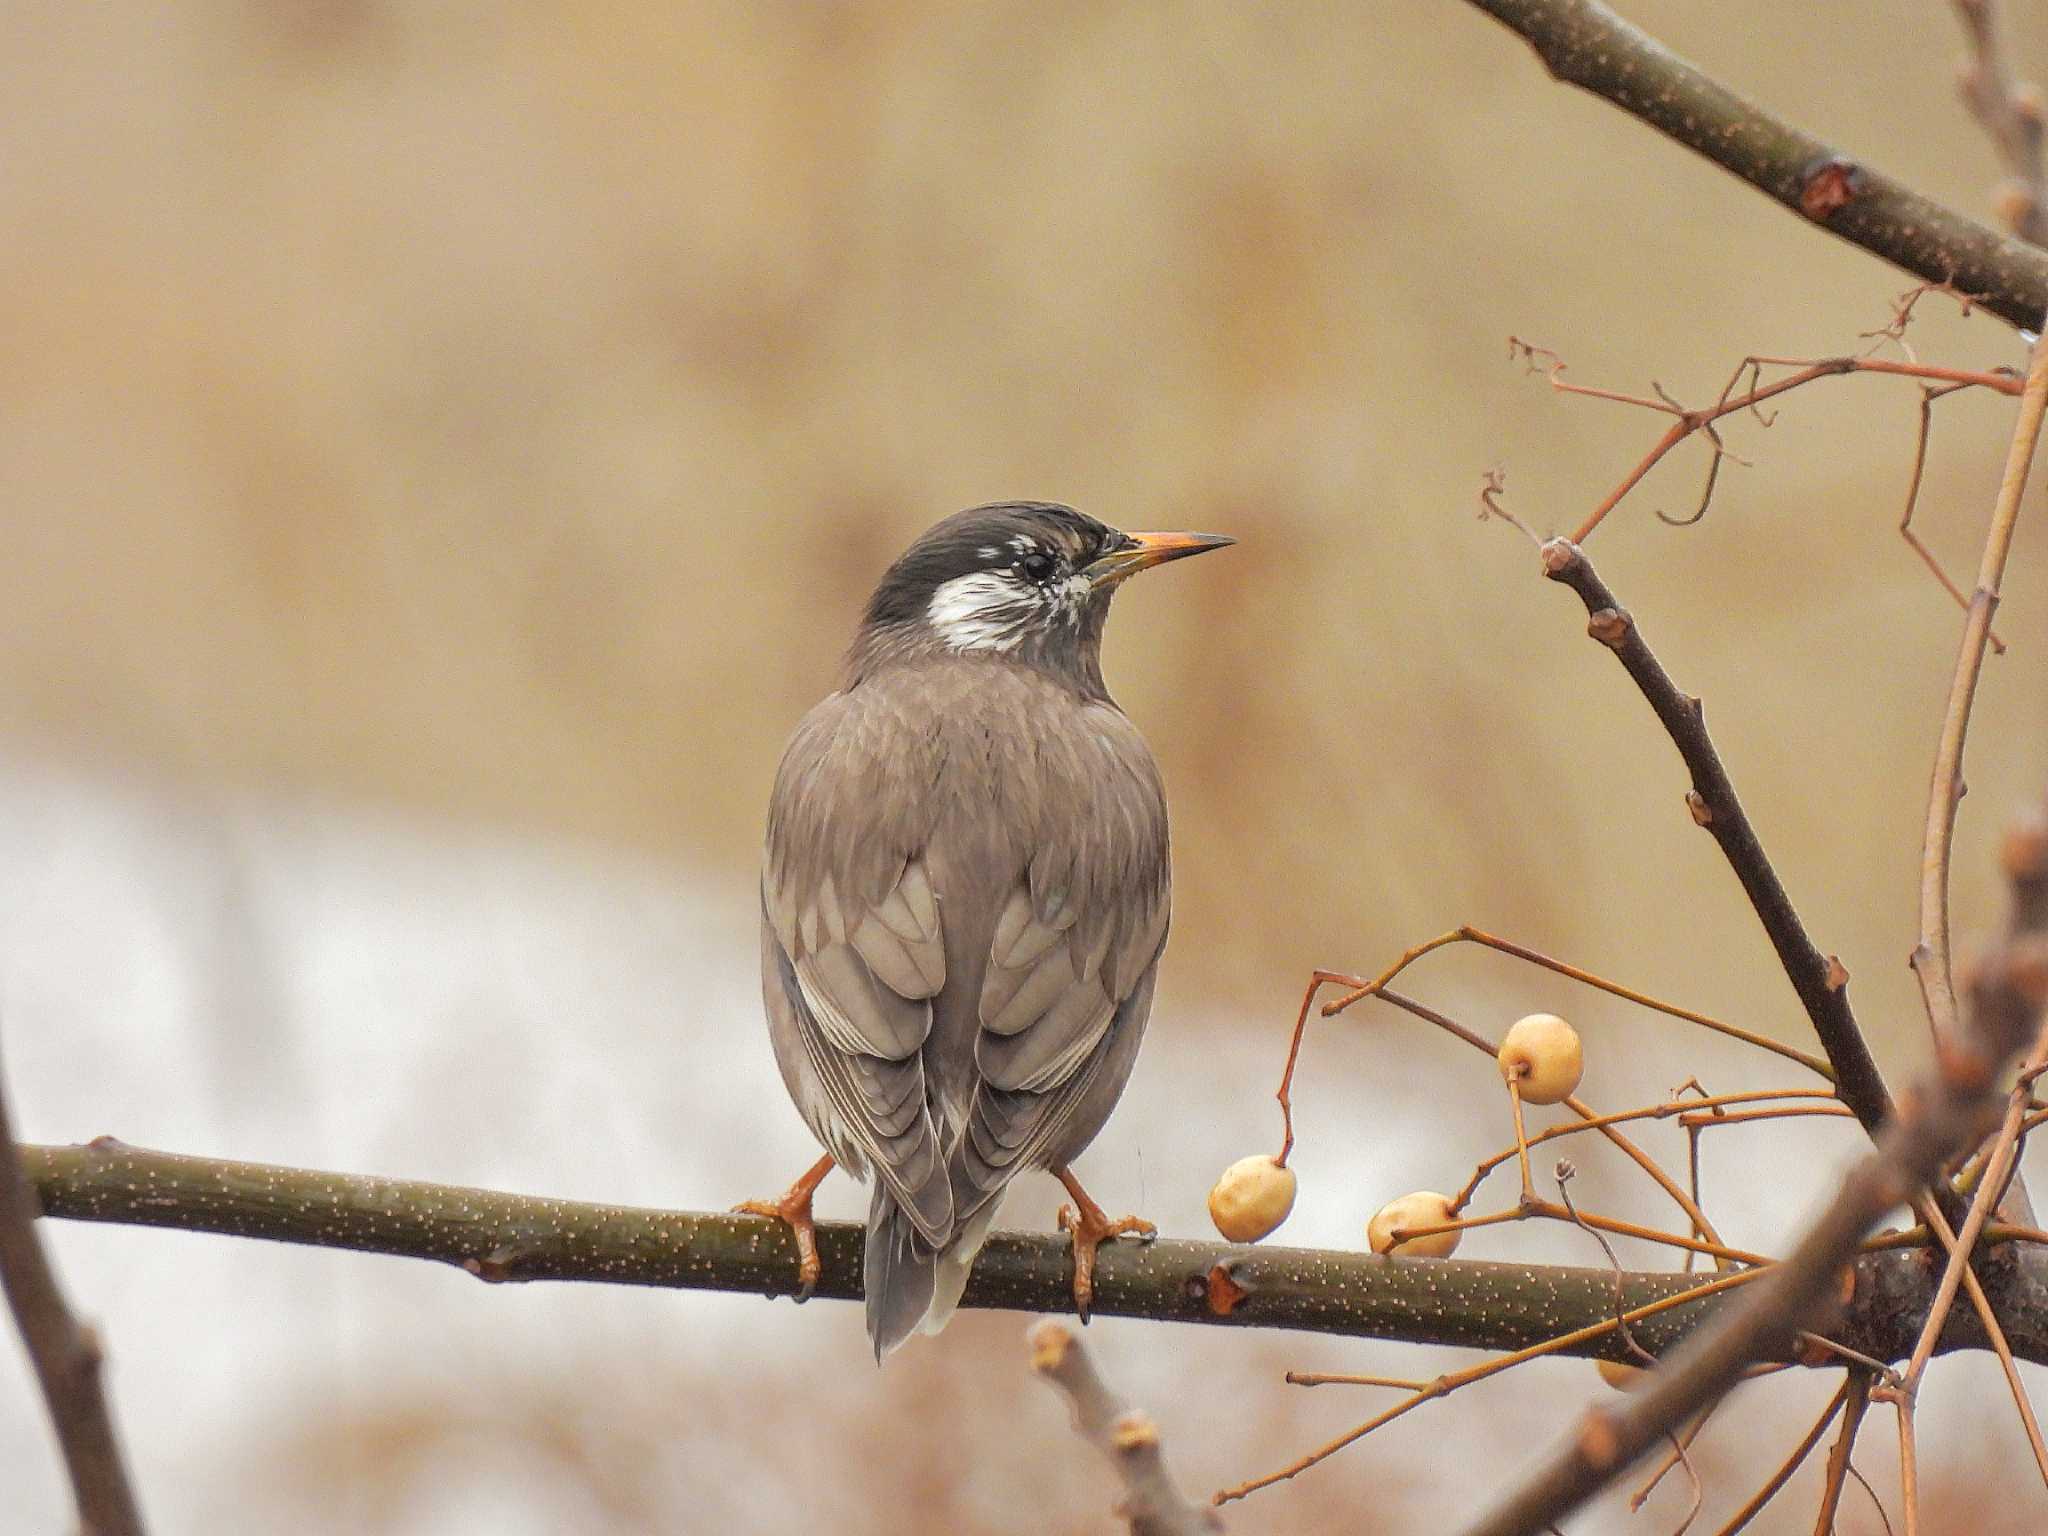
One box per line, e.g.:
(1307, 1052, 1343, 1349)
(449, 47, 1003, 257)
(1450, 1088, 1844, 1214)
(0, 1053, 147, 1536)
(1899, 380, 2007, 651)
(1911, 1194, 2048, 1490)
(1709, 1379, 1850, 1536)
(1464, 0, 2048, 331)
(1894, 1394, 1921, 1536)
(1368, 988, 1728, 1246)
(1813, 1371, 1875, 1536)
(1216, 1266, 1770, 1504)
(1950, 0, 2048, 247)
(1319, 925, 1835, 1079)
(1535, 537, 1895, 1139)
(1028, 1320, 1219, 1536)
(1508, 338, 2021, 544)
(1912, 323, 2048, 1045)
(1460, 937, 2045, 1536)
(1901, 1019, 2048, 1395)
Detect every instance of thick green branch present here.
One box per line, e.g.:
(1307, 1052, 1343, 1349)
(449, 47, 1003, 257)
(24, 1139, 2048, 1370)
(1465, 0, 2048, 330)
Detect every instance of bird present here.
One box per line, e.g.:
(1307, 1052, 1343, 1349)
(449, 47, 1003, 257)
(739, 500, 1233, 1358)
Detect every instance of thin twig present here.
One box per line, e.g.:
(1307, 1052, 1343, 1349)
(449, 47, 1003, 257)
(1912, 322, 2048, 1044)
(1458, 935, 2043, 1536)
(1894, 1396, 1920, 1536)
(1950, 0, 2048, 247)
(1391, 1200, 1772, 1269)
(1508, 340, 2022, 543)
(1813, 1372, 1874, 1536)
(1368, 988, 1727, 1246)
(1912, 1194, 2048, 1490)
(1534, 538, 1894, 1141)
(1708, 1380, 1849, 1536)
(0, 1048, 147, 1536)
(1450, 1089, 1842, 1213)
(1028, 1320, 1220, 1535)
(1898, 380, 2008, 651)
(1320, 926, 1835, 1080)
(1274, 971, 1370, 1166)
(1629, 1407, 1715, 1513)
(1214, 1267, 1768, 1504)
(1901, 1017, 2048, 1394)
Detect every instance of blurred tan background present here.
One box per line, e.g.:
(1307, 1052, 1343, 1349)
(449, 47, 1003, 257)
(5, 1, 2048, 1531)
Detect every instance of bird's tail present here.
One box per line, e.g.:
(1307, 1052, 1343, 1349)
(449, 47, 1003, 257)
(864, 1187, 1003, 1360)
(920, 1196, 1000, 1335)
(864, 1185, 938, 1360)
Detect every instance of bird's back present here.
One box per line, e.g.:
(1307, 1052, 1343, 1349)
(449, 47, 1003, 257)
(767, 653, 1170, 1193)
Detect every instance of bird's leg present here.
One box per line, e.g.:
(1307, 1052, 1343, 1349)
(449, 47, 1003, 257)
(1052, 1164, 1156, 1324)
(733, 1153, 836, 1301)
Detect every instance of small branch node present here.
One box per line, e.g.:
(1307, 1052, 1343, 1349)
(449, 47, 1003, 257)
(1586, 607, 1632, 648)
(1799, 155, 1865, 220)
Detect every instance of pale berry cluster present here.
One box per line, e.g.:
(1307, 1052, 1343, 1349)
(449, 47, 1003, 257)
(1204, 1012, 1588, 1264)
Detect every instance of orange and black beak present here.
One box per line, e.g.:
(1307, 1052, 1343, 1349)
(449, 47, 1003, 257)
(1084, 530, 1236, 588)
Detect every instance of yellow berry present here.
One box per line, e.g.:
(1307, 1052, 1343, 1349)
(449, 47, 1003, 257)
(1498, 1012, 1583, 1105)
(1206, 1154, 1297, 1243)
(1367, 1191, 1460, 1257)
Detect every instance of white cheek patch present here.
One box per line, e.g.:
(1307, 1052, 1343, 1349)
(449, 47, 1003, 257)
(1055, 573, 1094, 621)
(927, 571, 1037, 652)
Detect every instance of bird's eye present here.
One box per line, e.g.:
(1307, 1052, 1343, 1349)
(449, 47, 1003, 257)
(1017, 550, 1057, 583)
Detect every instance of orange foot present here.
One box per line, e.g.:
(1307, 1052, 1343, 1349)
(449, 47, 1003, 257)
(734, 1153, 835, 1301)
(1054, 1164, 1156, 1324)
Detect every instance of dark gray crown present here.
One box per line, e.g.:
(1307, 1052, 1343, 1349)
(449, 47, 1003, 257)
(862, 502, 1126, 631)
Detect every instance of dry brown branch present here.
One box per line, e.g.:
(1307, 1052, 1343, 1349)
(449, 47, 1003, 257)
(1318, 925, 1835, 1079)
(1507, 335, 2021, 553)
(1912, 324, 2048, 1045)
(1710, 1380, 1850, 1536)
(1390, 1199, 1771, 1269)
(1216, 1267, 1770, 1505)
(1449, 1088, 1844, 1214)
(1910, 1194, 2048, 1491)
(1894, 1394, 1921, 1536)
(1901, 1019, 2048, 1396)
(1812, 1371, 1875, 1536)
(1027, 1320, 1219, 1536)
(1898, 379, 2007, 652)
(1367, 987, 1727, 1247)
(1534, 538, 1895, 1140)
(0, 1047, 147, 1536)
(1629, 1406, 1717, 1514)
(1464, 0, 2048, 330)
(1951, 0, 2048, 247)
(1460, 934, 2047, 1536)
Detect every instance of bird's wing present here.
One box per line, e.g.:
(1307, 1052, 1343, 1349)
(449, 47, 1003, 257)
(763, 694, 955, 1246)
(959, 710, 1172, 1213)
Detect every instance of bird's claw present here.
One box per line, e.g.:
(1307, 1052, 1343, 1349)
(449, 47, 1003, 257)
(733, 1154, 835, 1303)
(732, 1196, 823, 1301)
(1056, 1201, 1156, 1324)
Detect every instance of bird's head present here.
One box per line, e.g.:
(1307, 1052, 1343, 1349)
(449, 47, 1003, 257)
(850, 502, 1233, 689)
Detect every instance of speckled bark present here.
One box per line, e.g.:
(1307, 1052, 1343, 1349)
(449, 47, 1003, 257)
(1467, 0, 2048, 330)
(24, 1139, 2048, 1367)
